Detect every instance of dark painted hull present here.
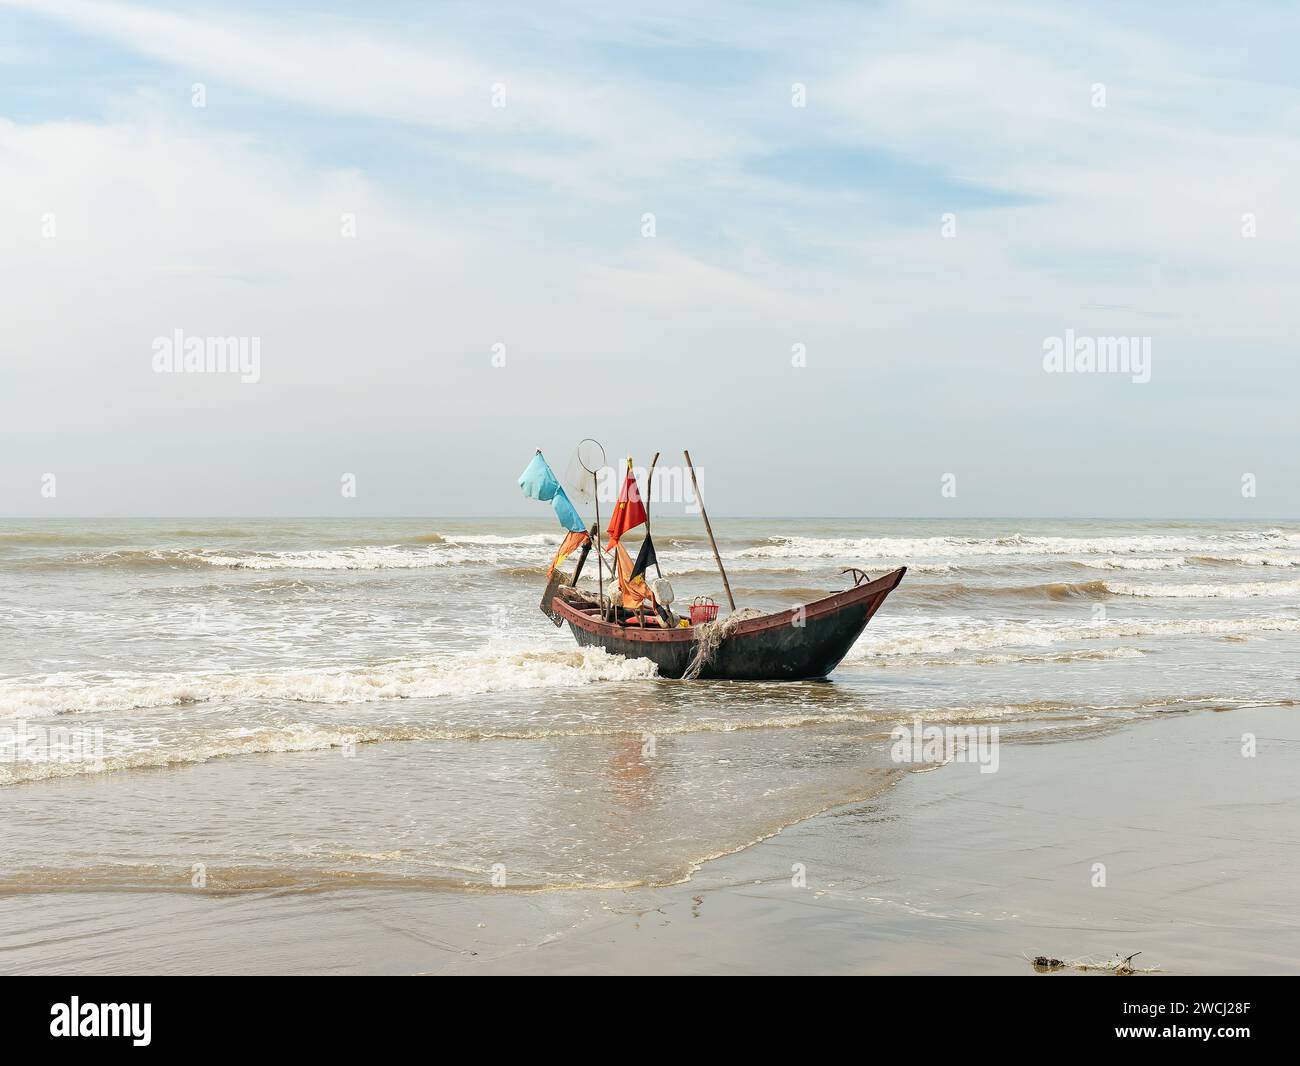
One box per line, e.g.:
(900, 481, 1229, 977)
(552, 567, 906, 680)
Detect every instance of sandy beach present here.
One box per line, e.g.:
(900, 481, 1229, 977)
(4, 703, 1294, 975)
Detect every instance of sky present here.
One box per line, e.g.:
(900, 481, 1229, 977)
(0, 0, 1297, 517)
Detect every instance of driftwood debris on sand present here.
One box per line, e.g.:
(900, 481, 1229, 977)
(1029, 951, 1155, 975)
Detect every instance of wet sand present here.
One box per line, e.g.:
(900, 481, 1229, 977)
(3, 704, 1295, 975)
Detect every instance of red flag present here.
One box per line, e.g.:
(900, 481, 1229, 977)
(605, 460, 648, 547)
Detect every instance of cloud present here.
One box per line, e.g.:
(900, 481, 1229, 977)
(0, 0, 759, 197)
(2, 0, 1298, 515)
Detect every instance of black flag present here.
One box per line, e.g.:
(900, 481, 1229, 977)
(630, 533, 657, 581)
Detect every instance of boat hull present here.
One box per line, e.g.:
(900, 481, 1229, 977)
(553, 567, 906, 681)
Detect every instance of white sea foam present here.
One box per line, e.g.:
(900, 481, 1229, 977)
(106, 543, 557, 570)
(1103, 578, 1300, 599)
(872, 646, 1148, 668)
(737, 531, 1300, 561)
(666, 558, 955, 577)
(1, 691, 1263, 787)
(440, 534, 558, 546)
(849, 616, 1300, 660)
(1077, 556, 1187, 571)
(1191, 552, 1300, 568)
(45, 530, 1300, 574)
(196, 545, 555, 570)
(0, 647, 659, 718)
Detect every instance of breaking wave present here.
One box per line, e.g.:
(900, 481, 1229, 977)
(18, 529, 1299, 578)
(21, 540, 562, 572)
(738, 531, 1300, 561)
(1074, 553, 1300, 571)
(913, 577, 1300, 602)
(871, 646, 1148, 668)
(849, 615, 1300, 660)
(1074, 556, 1187, 571)
(5, 691, 1288, 788)
(440, 534, 557, 546)
(1189, 553, 1300, 568)
(1105, 578, 1300, 599)
(0, 647, 659, 718)
(910, 580, 1112, 603)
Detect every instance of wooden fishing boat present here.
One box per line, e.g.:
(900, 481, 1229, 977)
(523, 442, 906, 681)
(549, 566, 906, 681)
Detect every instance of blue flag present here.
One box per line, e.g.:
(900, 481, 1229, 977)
(518, 451, 560, 501)
(551, 486, 586, 533)
(519, 451, 586, 533)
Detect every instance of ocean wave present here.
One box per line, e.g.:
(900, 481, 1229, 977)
(849, 615, 1300, 659)
(193, 547, 453, 570)
(0, 647, 659, 718)
(875, 646, 1149, 668)
(1104, 578, 1300, 599)
(66, 549, 210, 570)
(1189, 553, 1300, 568)
(673, 559, 958, 578)
(441, 534, 558, 546)
(0, 714, 882, 786)
(4, 691, 1290, 789)
(25, 541, 561, 572)
(1078, 552, 1300, 570)
(0, 528, 259, 547)
(911, 576, 1300, 603)
(737, 531, 1300, 561)
(0, 714, 880, 786)
(26, 532, 1298, 577)
(502, 564, 550, 578)
(0, 530, 120, 546)
(1075, 556, 1187, 570)
(909, 580, 1113, 603)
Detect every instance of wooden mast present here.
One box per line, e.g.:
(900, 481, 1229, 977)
(593, 470, 605, 618)
(644, 452, 662, 578)
(683, 449, 735, 611)
(569, 522, 597, 585)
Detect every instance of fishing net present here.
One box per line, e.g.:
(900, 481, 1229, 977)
(681, 608, 766, 680)
(563, 439, 608, 507)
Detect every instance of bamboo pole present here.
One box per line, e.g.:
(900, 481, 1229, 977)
(569, 522, 597, 585)
(644, 452, 662, 578)
(635, 454, 658, 629)
(593, 470, 606, 618)
(683, 449, 734, 611)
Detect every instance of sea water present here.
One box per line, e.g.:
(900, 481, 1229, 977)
(0, 517, 1296, 893)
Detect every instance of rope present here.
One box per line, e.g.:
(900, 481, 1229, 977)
(681, 608, 765, 680)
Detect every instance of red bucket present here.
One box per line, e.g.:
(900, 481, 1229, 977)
(689, 598, 719, 625)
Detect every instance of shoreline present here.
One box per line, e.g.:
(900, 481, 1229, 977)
(461, 704, 1299, 975)
(3, 704, 1295, 975)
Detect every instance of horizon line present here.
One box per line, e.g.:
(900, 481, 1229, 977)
(2, 515, 1296, 522)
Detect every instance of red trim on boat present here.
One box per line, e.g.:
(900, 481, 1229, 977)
(551, 566, 907, 644)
